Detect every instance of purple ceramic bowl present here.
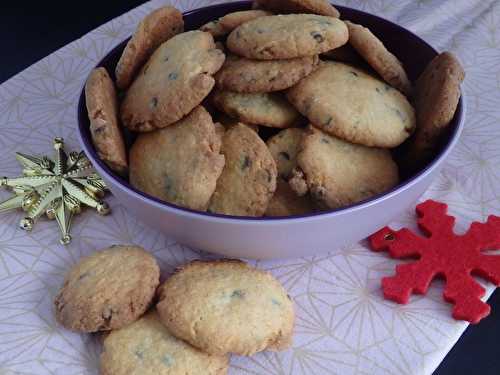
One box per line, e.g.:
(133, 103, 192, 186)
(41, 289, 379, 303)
(77, 1, 465, 259)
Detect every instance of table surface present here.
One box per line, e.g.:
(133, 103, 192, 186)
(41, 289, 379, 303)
(1, 1, 499, 374)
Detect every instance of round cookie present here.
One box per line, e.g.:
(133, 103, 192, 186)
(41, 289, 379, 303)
(101, 310, 229, 375)
(253, 0, 340, 17)
(266, 128, 304, 179)
(121, 31, 225, 132)
(129, 106, 225, 211)
(287, 61, 416, 148)
(345, 21, 412, 96)
(403, 52, 465, 169)
(208, 123, 277, 216)
(85, 68, 128, 176)
(289, 126, 399, 209)
(212, 90, 300, 128)
(115, 6, 184, 90)
(54, 245, 159, 332)
(156, 260, 295, 356)
(215, 54, 319, 93)
(227, 14, 348, 60)
(200, 10, 272, 38)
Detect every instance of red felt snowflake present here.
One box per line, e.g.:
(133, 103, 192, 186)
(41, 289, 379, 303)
(370, 200, 500, 324)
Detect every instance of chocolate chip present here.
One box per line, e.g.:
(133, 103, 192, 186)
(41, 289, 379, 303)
(135, 349, 144, 360)
(93, 126, 106, 134)
(168, 72, 178, 80)
(376, 87, 382, 93)
(78, 272, 90, 281)
(163, 56, 169, 62)
(311, 32, 324, 43)
(350, 71, 359, 77)
(165, 175, 174, 192)
(324, 117, 333, 127)
(279, 151, 290, 160)
(231, 289, 245, 298)
(320, 137, 330, 144)
(242, 155, 251, 169)
(150, 97, 158, 108)
(257, 28, 265, 34)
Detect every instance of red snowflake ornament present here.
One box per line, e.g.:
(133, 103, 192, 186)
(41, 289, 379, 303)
(370, 200, 500, 324)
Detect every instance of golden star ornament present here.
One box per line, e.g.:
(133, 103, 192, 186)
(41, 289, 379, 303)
(0, 138, 110, 244)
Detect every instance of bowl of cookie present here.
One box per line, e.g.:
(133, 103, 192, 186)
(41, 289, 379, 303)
(77, 0, 465, 259)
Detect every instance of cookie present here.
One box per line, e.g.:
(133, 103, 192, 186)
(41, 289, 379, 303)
(212, 90, 300, 128)
(54, 245, 159, 332)
(200, 10, 272, 38)
(129, 106, 225, 211)
(345, 21, 412, 96)
(115, 6, 184, 90)
(101, 310, 229, 375)
(227, 14, 348, 60)
(403, 52, 465, 169)
(156, 260, 294, 356)
(121, 31, 225, 132)
(208, 123, 277, 216)
(253, 0, 340, 17)
(85, 68, 128, 176)
(287, 61, 416, 148)
(289, 126, 399, 209)
(215, 54, 319, 93)
(266, 128, 304, 179)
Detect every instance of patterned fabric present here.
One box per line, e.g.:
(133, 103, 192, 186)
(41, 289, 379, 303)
(0, 1, 499, 374)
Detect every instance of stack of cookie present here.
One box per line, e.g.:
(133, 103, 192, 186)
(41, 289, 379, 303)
(54, 245, 295, 374)
(85, 0, 464, 218)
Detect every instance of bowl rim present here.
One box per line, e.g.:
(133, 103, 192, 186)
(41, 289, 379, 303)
(77, 1, 467, 224)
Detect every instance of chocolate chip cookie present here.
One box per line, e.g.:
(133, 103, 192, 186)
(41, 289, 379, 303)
(129, 106, 225, 211)
(156, 260, 294, 356)
(121, 31, 225, 132)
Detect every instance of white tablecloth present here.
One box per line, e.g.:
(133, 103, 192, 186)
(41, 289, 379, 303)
(0, 1, 499, 374)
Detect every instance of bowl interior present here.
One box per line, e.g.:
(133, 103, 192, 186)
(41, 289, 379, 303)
(78, 1, 464, 219)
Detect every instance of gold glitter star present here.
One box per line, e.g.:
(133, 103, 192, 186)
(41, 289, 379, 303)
(0, 137, 110, 244)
